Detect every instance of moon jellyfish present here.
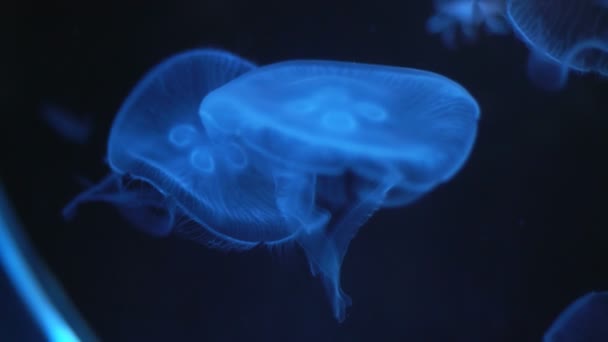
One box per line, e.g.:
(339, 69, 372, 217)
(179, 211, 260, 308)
(62, 49, 258, 238)
(544, 291, 608, 342)
(426, 0, 510, 48)
(64, 48, 480, 322)
(507, 0, 608, 91)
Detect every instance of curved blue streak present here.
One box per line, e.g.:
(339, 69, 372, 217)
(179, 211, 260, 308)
(0, 186, 81, 342)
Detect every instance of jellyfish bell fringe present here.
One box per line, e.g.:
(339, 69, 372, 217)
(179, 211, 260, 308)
(63, 48, 480, 322)
(507, 0, 608, 90)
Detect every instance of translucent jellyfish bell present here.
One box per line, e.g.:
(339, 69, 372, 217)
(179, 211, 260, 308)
(427, 0, 510, 48)
(64, 49, 480, 322)
(63, 48, 263, 241)
(200, 60, 480, 320)
(544, 291, 608, 341)
(507, 0, 608, 91)
(103, 50, 302, 246)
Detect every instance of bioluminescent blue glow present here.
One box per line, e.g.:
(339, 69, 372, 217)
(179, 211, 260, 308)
(0, 184, 89, 342)
(427, 0, 510, 48)
(525, 50, 570, 92)
(63, 48, 480, 322)
(507, 0, 608, 91)
(544, 291, 608, 342)
(62, 48, 258, 239)
(40, 103, 93, 145)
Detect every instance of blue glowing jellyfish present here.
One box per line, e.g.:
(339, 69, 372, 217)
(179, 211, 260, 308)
(427, 0, 510, 48)
(63, 49, 258, 238)
(544, 291, 608, 342)
(507, 0, 608, 91)
(64, 48, 480, 322)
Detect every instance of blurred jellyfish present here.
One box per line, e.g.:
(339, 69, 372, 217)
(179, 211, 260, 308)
(64, 48, 480, 322)
(507, 0, 608, 91)
(40, 103, 93, 144)
(544, 291, 608, 342)
(0, 184, 96, 342)
(427, 0, 510, 48)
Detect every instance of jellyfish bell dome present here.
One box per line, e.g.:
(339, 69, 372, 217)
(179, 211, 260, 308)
(107, 48, 256, 177)
(199, 60, 480, 207)
(198, 60, 480, 320)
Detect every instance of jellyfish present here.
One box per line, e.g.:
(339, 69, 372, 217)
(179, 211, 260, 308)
(64, 48, 480, 322)
(426, 0, 510, 48)
(62, 48, 258, 238)
(544, 291, 608, 341)
(40, 103, 93, 144)
(507, 0, 608, 91)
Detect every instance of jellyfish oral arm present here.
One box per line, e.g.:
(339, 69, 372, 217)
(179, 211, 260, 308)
(297, 175, 395, 322)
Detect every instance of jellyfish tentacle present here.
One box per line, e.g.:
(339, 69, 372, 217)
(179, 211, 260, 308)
(62, 173, 176, 236)
(62, 173, 121, 220)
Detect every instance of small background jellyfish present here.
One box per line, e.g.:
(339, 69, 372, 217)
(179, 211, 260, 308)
(39, 103, 93, 145)
(63, 48, 480, 322)
(543, 291, 608, 342)
(507, 0, 608, 91)
(426, 0, 510, 48)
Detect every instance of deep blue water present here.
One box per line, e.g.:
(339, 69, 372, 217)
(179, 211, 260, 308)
(5, 0, 608, 341)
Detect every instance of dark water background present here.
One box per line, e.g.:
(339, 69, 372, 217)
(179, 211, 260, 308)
(6, 0, 608, 341)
